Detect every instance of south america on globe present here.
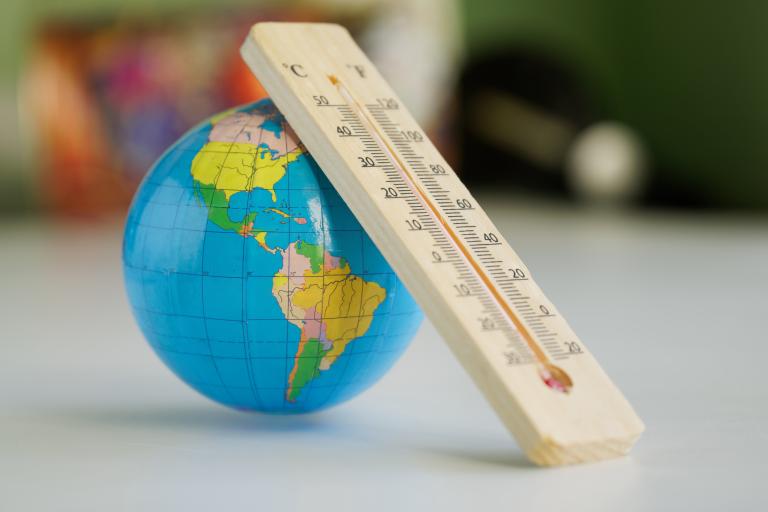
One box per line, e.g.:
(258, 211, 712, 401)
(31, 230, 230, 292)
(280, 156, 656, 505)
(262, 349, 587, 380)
(123, 99, 423, 412)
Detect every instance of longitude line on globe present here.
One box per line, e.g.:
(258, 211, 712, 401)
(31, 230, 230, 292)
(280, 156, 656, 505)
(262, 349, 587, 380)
(139, 144, 187, 371)
(240, 116, 267, 407)
(197, 116, 255, 403)
(282, 114, 292, 410)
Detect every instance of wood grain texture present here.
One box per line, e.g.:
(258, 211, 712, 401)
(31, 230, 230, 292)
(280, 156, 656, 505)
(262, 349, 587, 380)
(240, 22, 643, 466)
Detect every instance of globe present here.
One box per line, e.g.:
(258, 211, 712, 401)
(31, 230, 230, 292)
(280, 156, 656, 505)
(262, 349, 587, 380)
(123, 99, 423, 413)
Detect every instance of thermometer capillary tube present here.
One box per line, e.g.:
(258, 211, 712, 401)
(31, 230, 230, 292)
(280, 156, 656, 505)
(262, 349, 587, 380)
(327, 75, 572, 393)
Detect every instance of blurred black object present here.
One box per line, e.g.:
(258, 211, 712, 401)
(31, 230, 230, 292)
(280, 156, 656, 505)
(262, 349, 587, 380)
(459, 50, 598, 190)
(457, 50, 701, 207)
(458, 50, 594, 197)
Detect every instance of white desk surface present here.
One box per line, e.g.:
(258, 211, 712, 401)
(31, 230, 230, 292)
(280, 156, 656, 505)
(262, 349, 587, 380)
(1, 194, 766, 511)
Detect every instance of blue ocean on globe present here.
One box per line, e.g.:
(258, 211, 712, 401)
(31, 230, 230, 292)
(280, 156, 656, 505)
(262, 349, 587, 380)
(123, 99, 423, 413)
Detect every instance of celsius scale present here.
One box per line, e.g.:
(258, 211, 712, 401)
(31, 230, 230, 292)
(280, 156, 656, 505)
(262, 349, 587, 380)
(240, 22, 643, 466)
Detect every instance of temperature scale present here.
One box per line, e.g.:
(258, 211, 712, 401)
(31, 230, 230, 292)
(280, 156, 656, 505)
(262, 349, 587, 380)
(240, 22, 643, 466)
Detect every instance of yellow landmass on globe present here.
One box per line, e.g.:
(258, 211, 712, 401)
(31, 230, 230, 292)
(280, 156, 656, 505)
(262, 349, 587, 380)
(319, 275, 386, 369)
(266, 208, 290, 218)
(254, 231, 277, 254)
(272, 241, 387, 400)
(191, 141, 301, 202)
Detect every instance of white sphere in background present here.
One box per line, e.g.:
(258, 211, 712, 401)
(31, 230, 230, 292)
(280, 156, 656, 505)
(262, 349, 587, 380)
(565, 122, 648, 205)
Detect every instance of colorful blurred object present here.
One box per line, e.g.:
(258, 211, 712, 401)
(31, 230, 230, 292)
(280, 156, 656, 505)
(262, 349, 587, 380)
(17, 1, 461, 219)
(20, 14, 279, 217)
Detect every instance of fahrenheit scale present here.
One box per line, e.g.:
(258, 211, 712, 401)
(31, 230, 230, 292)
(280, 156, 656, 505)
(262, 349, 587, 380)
(241, 22, 643, 466)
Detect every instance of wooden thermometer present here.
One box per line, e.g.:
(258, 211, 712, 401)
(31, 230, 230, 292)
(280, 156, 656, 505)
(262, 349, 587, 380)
(241, 22, 643, 466)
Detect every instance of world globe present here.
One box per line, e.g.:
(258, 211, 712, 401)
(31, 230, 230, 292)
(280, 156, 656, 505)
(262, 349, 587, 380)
(123, 99, 423, 413)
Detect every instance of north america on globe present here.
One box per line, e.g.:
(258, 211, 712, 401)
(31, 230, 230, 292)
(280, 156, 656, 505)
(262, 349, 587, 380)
(123, 99, 422, 412)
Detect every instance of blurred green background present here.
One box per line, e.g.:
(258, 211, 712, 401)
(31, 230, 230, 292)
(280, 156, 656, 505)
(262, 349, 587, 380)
(1, 0, 766, 212)
(463, 0, 768, 208)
